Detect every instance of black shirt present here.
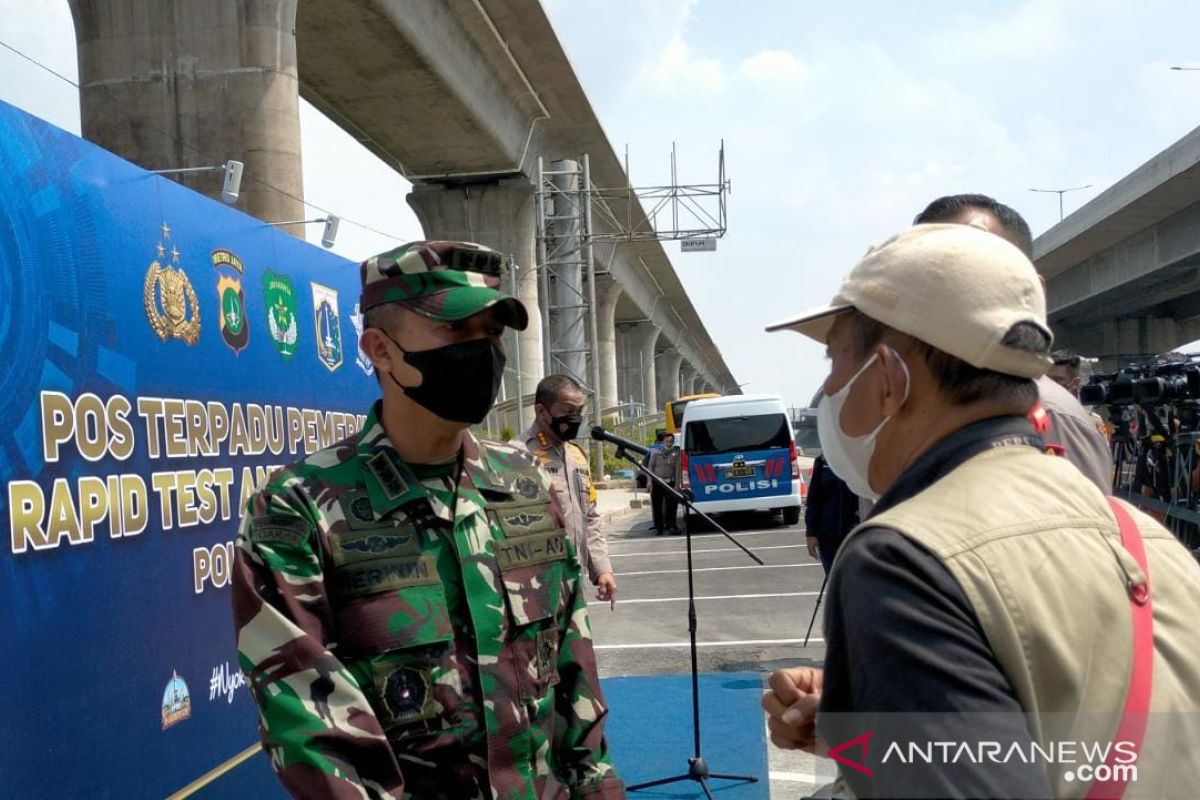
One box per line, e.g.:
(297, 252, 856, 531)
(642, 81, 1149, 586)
(818, 416, 1053, 799)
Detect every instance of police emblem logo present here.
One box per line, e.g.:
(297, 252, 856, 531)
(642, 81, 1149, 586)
(311, 282, 343, 371)
(350, 301, 374, 376)
(263, 270, 299, 361)
(515, 474, 541, 500)
(212, 249, 248, 354)
(161, 669, 192, 730)
(144, 222, 201, 345)
(382, 666, 431, 724)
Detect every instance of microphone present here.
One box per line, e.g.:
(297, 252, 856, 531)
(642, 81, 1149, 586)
(590, 425, 650, 457)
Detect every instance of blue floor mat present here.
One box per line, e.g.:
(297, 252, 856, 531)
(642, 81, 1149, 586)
(603, 672, 769, 799)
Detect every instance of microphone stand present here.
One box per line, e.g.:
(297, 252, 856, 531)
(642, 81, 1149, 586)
(610, 442, 763, 798)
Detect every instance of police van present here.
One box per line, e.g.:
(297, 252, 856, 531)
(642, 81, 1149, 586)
(679, 394, 803, 527)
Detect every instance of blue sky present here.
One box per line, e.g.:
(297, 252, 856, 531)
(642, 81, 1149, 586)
(4, 0, 1200, 405)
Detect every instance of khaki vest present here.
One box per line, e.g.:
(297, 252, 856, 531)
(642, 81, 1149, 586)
(838, 446, 1200, 798)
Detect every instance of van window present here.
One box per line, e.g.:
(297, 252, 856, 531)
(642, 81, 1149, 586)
(685, 413, 791, 455)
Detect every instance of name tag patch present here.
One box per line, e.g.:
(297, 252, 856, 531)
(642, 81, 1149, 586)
(337, 555, 440, 597)
(495, 532, 568, 572)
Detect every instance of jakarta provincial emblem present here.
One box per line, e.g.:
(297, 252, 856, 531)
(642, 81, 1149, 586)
(263, 270, 299, 360)
(144, 222, 201, 345)
(212, 249, 248, 354)
(311, 282, 343, 372)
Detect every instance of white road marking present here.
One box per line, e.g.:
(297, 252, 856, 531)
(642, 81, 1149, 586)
(587, 591, 819, 607)
(609, 544, 804, 558)
(594, 637, 825, 650)
(768, 770, 823, 783)
(618, 563, 819, 577)
(611, 529, 801, 544)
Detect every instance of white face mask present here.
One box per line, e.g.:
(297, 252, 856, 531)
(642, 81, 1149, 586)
(817, 351, 910, 501)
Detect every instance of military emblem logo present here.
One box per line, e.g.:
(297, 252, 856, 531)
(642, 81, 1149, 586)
(144, 222, 201, 345)
(212, 249, 248, 354)
(311, 282, 343, 371)
(516, 474, 541, 500)
(161, 669, 192, 730)
(263, 270, 299, 360)
(350, 301, 374, 376)
(382, 666, 431, 725)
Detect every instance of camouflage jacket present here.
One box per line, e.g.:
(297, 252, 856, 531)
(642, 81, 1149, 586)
(232, 402, 624, 800)
(512, 424, 612, 584)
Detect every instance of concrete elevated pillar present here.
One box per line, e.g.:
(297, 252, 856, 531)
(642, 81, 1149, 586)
(657, 350, 684, 406)
(69, 0, 304, 228)
(680, 363, 696, 397)
(597, 280, 622, 420)
(635, 324, 661, 415)
(408, 180, 542, 430)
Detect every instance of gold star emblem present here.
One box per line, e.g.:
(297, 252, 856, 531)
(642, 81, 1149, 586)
(156, 243, 166, 258)
(171, 245, 181, 263)
(161, 221, 171, 239)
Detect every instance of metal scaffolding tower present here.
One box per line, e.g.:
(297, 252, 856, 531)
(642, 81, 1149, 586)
(534, 144, 730, 473)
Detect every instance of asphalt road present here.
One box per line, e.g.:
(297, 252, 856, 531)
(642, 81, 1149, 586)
(590, 508, 832, 799)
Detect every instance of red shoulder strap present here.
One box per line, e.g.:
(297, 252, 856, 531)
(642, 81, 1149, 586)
(1085, 499, 1154, 800)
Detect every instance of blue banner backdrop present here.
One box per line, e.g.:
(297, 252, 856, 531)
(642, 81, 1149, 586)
(0, 98, 380, 798)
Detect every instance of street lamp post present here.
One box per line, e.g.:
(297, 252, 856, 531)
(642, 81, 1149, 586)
(1029, 185, 1093, 222)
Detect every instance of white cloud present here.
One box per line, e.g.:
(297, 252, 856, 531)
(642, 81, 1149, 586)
(739, 49, 809, 87)
(931, 0, 1073, 62)
(637, 33, 727, 96)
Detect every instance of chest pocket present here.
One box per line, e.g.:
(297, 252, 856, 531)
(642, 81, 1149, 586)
(489, 478, 568, 700)
(326, 522, 464, 738)
(326, 523, 452, 652)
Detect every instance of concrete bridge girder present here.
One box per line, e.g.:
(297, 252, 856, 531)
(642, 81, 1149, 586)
(297, 0, 545, 177)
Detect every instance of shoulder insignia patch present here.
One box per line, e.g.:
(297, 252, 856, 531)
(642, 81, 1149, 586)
(250, 515, 310, 547)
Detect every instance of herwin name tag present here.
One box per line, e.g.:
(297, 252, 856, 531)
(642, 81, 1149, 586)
(337, 555, 440, 597)
(495, 532, 568, 572)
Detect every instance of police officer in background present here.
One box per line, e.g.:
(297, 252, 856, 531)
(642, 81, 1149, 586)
(515, 375, 618, 606)
(913, 194, 1114, 493)
(233, 241, 624, 799)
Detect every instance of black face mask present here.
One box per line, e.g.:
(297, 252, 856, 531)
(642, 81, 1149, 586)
(549, 413, 583, 441)
(380, 331, 505, 425)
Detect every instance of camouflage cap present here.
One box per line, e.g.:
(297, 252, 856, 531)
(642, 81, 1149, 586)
(360, 240, 529, 330)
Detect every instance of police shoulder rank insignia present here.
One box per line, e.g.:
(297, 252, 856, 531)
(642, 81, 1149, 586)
(212, 249, 248, 354)
(350, 302, 374, 376)
(311, 282, 343, 371)
(144, 222, 201, 345)
(161, 670, 191, 730)
(263, 270, 299, 361)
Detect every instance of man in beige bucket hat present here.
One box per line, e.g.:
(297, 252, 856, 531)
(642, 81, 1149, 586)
(760, 224, 1200, 798)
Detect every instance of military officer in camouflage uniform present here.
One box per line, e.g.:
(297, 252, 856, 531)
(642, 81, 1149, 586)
(513, 375, 617, 607)
(232, 241, 625, 800)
